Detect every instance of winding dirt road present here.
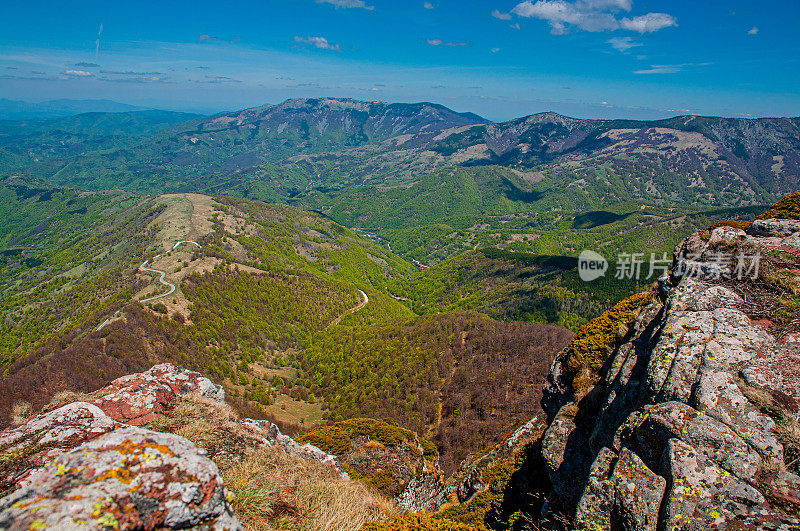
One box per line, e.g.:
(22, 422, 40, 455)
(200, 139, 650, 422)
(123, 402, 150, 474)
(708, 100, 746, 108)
(327, 289, 369, 328)
(96, 241, 201, 331)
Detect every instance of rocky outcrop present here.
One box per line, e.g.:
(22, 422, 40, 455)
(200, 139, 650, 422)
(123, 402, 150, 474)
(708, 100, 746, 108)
(399, 414, 544, 513)
(89, 363, 226, 425)
(0, 362, 357, 529)
(0, 425, 238, 530)
(0, 364, 238, 529)
(539, 220, 800, 529)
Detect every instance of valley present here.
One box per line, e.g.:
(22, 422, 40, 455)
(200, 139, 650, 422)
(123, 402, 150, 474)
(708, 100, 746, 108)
(0, 98, 799, 530)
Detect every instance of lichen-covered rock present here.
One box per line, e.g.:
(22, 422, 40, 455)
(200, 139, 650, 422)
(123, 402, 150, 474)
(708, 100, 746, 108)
(0, 402, 118, 496)
(0, 364, 243, 529)
(542, 405, 590, 507)
(89, 363, 225, 425)
(534, 197, 800, 529)
(663, 439, 767, 529)
(574, 447, 664, 531)
(574, 448, 616, 530)
(0, 426, 239, 530)
(749, 218, 800, 237)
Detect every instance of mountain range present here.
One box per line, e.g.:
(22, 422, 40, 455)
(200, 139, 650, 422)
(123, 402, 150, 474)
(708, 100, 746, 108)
(1, 97, 797, 201)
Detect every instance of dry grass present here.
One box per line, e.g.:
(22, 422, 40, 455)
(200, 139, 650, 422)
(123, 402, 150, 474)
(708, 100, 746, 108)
(225, 447, 400, 531)
(147, 396, 400, 530)
(40, 390, 94, 414)
(737, 378, 800, 474)
(10, 401, 33, 426)
(722, 249, 800, 340)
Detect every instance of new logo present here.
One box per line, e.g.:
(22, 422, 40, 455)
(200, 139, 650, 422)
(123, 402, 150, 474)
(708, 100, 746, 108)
(578, 250, 608, 282)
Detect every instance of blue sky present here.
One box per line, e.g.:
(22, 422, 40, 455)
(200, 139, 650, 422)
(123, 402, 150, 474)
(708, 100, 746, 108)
(0, 0, 798, 120)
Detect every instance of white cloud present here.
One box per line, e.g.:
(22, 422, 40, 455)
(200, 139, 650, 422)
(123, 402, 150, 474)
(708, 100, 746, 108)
(747, 26, 759, 35)
(294, 36, 342, 51)
(424, 1, 435, 9)
(633, 65, 681, 74)
(512, 0, 619, 33)
(607, 36, 640, 52)
(633, 61, 710, 74)
(620, 13, 677, 33)
(317, 0, 374, 10)
(508, 1, 675, 35)
(490, 47, 501, 53)
(492, 9, 512, 20)
(427, 39, 468, 47)
(64, 69, 93, 77)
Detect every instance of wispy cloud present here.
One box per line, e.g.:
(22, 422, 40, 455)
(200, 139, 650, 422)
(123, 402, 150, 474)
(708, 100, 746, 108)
(294, 35, 342, 52)
(747, 26, 759, 35)
(620, 13, 677, 33)
(633, 62, 711, 74)
(492, 9, 512, 20)
(507, 0, 675, 35)
(427, 39, 468, 47)
(607, 36, 640, 52)
(64, 69, 93, 77)
(490, 47, 501, 53)
(200, 75, 242, 83)
(101, 70, 165, 76)
(95, 23, 103, 58)
(198, 34, 217, 42)
(633, 65, 681, 74)
(75, 62, 100, 68)
(424, 1, 435, 9)
(317, 0, 374, 10)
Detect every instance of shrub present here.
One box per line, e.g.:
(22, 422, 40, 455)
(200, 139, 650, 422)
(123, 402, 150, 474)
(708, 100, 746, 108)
(758, 192, 800, 220)
(708, 220, 751, 231)
(363, 514, 483, 531)
(569, 291, 653, 373)
(297, 418, 436, 457)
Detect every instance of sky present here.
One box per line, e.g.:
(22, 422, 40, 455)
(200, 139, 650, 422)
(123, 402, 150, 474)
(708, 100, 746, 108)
(0, 0, 798, 121)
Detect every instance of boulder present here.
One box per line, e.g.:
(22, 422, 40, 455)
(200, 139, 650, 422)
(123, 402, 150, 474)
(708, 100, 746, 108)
(0, 426, 240, 530)
(0, 402, 117, 495)
(574, 447, 665, 531)
(89, 363, 225, 425)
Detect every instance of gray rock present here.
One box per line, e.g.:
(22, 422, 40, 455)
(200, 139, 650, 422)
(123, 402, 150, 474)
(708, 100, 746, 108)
(621, 401, 762, 485)
(694, 368, 783, 460)
(662, 438, 767, 529)
(0, 426, 240, 530)
(749, 218, 800, 237)
(0, 402, 118, 493)
(574, 448, 665, 531)
(542, 404, 590, 507)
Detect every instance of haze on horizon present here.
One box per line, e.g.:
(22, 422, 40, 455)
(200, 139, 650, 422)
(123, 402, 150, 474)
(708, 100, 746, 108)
(1, 0, 798, 121)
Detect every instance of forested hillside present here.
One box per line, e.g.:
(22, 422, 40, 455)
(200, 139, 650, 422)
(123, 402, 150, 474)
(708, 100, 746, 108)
(0, 99, 796, 221)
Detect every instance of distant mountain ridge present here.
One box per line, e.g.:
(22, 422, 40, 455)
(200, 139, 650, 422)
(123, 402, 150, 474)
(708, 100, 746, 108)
(0, 97, 798, 209)
(0, 98, 150, 120)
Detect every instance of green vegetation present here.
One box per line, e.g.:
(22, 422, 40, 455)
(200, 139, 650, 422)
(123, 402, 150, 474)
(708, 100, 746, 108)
(388, 249, 645, 332)
(567, 291, 654, 395)
(363, 514, 483, 531)
(297, 418, 435, 457)
(0, 178, 163, 365)
(295, 311, 572, 471)
(758, 191, 800, 220)
(184, 268, 359, 350)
